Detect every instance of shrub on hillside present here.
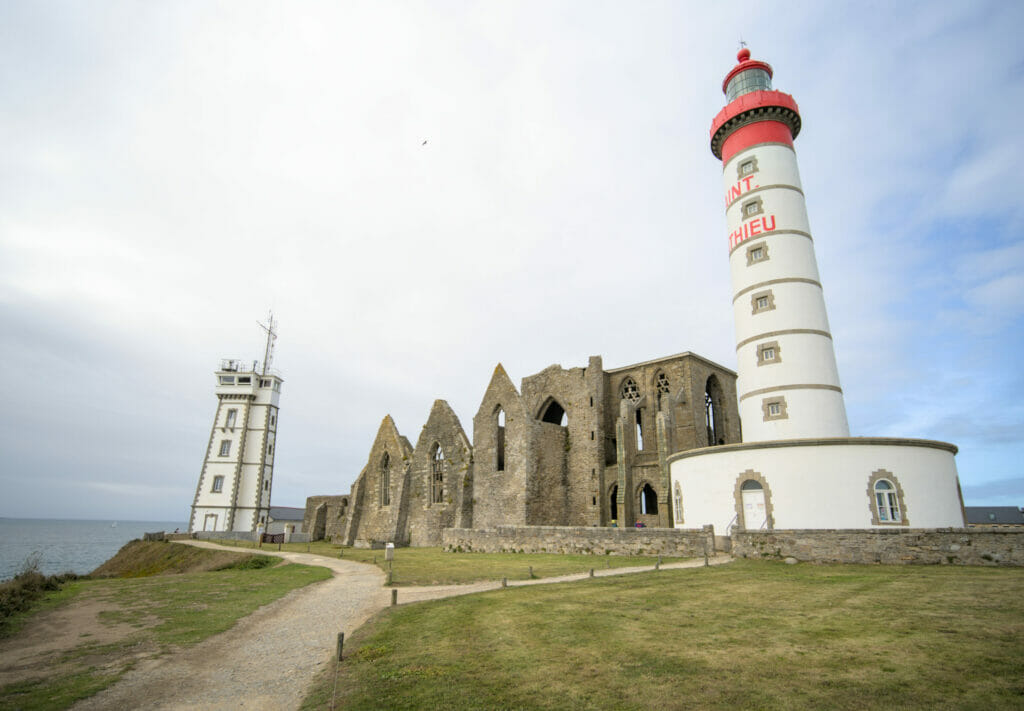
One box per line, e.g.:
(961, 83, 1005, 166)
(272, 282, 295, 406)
(218, 555, 277, 570)
(0, 553, 79, 634)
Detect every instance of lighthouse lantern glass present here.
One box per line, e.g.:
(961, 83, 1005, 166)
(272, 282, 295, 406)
(726, 68, 771, 101)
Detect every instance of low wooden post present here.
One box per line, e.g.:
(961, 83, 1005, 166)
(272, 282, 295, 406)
(589, 568, 594, 578)
(391, 589, 397, 606)
(386, 570, 393, 585)
(337, 632, 344, 660)
(528, 565, 533, 578)
(501, 577, 507, 588)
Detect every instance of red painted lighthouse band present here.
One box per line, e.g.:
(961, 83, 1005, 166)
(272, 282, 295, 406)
(720, 120, 794, 165)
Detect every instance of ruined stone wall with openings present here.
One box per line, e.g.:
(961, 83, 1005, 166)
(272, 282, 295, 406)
(348, 416, 413, 546)
(520, 356, 606, 527)
(310, 354, 740, 548)
(442, 525, 716, 557)
(403, 400, 474, 547)
(471, 365, 532, 529)
(732, 529, 1024, 566)
(303, 495, 350, 541)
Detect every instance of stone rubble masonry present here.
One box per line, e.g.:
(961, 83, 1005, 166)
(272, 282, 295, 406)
(732, 528, 1024, 566)
(402, 400, 473, 547)
(311, 353, 741, 548)
(442, 525, 716, 557)
(303, 495, 350, 542)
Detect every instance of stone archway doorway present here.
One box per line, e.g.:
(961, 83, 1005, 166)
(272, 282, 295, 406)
(609, 484, 618, 525)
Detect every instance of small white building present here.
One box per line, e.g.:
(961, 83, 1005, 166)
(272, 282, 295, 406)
(189, 359, 283, 533)
(267, 506, 305, 536)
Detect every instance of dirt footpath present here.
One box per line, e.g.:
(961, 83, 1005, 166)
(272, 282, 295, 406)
(72, 544, 388, 711)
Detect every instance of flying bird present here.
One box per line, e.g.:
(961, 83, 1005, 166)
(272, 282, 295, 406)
(422, 139, 428, 146)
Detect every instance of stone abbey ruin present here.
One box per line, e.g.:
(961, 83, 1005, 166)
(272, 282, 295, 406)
(304, 352, 739, 546)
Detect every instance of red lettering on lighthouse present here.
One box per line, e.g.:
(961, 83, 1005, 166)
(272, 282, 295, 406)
(724, 176, 761, 208)
(729, 214, 777, 250)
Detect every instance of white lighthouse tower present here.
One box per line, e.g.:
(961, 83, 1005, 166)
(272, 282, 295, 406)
(668, 49, 965, 532)
(189, 316, 283, 534)
(711, 48, 848, 441)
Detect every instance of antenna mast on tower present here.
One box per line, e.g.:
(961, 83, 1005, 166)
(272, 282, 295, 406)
(257, 312, 278, 376)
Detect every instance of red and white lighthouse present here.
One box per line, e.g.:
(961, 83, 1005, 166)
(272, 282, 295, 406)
(710, 48, 849, 442)
(667, 48, 964, 532)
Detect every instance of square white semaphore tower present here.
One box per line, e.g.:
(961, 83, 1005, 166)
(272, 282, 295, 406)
(189, 317, 282, 533)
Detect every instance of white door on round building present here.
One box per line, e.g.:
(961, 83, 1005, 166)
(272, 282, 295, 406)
(740, 480, 766, 529)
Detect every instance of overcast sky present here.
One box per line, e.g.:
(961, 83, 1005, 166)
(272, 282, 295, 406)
(2, 1, 1021, 523)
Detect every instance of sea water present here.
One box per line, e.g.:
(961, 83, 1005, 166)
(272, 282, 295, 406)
(0, 518, 188, 581)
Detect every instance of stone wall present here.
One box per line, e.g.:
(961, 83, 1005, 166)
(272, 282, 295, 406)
(732, 528, 1024, 566)
(303, 495, 350, 541)
(442, 525, 716, 557)
(403, 400, 473, 547)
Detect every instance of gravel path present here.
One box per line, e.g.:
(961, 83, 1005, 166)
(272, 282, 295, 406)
(72, 543, 730, 710)
(73, 543, 387, 711)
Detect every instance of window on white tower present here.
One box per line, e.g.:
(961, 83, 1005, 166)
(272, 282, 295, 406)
(219, 440, 231, 456)
(211, 475, 224, 493)
(225, 409, 237, 428)
(756, 296, 769, 309)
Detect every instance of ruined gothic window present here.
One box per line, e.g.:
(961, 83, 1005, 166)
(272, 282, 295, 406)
(621, 377, 639, 403)
(431, 444, 445, 504)
(705, 375, 725, 446)
(640, 483, 658, 515)
(656, 372, 670, 409)
(540, 399, 567, 425)
(496, 406, 506, 472)
(635, 409, 645, 450)
(673, 482, 683, 525)
(380, 452, 391, 507)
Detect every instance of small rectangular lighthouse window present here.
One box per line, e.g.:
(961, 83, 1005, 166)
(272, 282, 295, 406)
(742, 198, 763, 219)
(746, 242, 769, 266)
(219, 440, 231, 456)
(751, 290, 776, 314)
(736, 157, 759, 179)
(757, 341, 781, 366)
(211, 475, 224, 493)
(225, 409, 237, 429)
(762, 397, 789, 421)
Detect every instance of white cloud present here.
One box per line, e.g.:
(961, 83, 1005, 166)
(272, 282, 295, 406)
(1, 1, 1023, 519)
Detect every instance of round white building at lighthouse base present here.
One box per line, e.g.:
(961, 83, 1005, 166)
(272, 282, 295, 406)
(669, 438, 965, 531)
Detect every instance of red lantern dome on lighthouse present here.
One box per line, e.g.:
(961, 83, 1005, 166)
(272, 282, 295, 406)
(710, 49, 802, 163)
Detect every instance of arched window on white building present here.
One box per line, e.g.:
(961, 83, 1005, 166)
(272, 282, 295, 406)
(867, 470, 908, 526)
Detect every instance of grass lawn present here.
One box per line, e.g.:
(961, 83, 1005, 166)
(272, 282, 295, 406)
(213, 539, 691, 585)
(303, 560, 1024, 710)
(0, 562, 331, 711)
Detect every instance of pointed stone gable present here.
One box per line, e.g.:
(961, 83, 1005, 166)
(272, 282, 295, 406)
(403, 400, 474, 546)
